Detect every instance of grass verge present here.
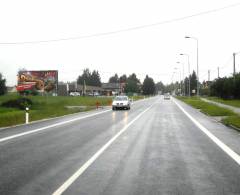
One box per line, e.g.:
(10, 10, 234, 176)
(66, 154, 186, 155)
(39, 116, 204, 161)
(0, 94, 113, 128)
(207, 97, 240, 108)
(222, 116, 240, 129)
(176, 96, 240, 131)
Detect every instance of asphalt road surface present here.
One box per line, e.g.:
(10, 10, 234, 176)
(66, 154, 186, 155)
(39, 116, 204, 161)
(0, 96, 240, 195)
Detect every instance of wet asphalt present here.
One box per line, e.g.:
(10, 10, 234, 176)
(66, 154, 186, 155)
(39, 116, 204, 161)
(0, 96, 239, 195)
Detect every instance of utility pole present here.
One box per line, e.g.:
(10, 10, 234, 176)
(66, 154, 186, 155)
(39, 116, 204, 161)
(185, 36, 199, 96)
(217, 67, 220, 78)
(208, 70, 210, 81)
(233, 53, 236, 76)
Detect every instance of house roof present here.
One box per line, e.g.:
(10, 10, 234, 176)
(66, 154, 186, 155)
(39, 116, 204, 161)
(102, 83, 120, 89)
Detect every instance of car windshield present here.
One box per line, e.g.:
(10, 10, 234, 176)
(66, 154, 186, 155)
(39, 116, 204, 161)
(114, 96, 128, 101)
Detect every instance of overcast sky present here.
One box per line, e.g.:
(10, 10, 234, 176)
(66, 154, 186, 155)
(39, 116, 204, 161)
(1, 0, 240, 86)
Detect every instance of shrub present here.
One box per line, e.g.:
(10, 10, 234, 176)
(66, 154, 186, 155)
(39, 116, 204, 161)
(1, 98, 33, 110)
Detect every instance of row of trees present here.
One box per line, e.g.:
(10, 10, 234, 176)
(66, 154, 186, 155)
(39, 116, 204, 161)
(156, 71, 198, 96)
(77, 69, 101, 87)
(77, 69, 156, 95)
(164, 70, 240, 99)
(108, 73, 156, 95)
(210, 73, 240, 99)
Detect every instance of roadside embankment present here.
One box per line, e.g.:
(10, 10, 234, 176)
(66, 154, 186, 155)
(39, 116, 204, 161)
(176, 96, 240, 131)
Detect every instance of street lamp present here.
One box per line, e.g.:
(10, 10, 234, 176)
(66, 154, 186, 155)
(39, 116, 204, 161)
(177, 61, 185, 96)
(180, 53, 190, 96)
(185, 36, 199, 96)
(233, 51, 240, 76)
(174, 67, 181, 95)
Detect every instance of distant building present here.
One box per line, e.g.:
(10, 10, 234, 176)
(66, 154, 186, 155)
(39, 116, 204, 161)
(101, 83, 121, 96)
(58, 83, 103, 96)
(57, 82, 126, 96)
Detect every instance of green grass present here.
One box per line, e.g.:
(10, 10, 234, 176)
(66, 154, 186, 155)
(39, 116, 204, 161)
(0, 94, 113, 127)
(176, 96, 235, 116)
(177, 96, 240, 131)
(0, 94, 147, 128)
(207, 97, 240, 108)
(222, 116, 240, 130)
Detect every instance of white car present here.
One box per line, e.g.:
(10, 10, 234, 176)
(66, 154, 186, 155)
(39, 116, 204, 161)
(164, 93, 171, 100)
(70, 92, 80, 96)
(112, 96, 131, 110)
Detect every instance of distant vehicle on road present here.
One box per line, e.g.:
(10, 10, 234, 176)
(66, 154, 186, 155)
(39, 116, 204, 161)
(112, 96, 131, 110)
(70, 92, 80, 96)
(164, 93, 171, 100)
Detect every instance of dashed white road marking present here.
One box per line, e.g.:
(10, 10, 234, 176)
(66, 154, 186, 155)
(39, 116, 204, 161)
(52, 103, 154, 195)
(0, 97, 152, 143)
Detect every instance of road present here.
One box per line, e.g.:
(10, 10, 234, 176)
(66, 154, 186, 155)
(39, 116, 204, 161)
(0, 96, 240, 195)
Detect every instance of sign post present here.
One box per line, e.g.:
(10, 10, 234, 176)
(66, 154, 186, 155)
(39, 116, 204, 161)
(26, 107, 29, 124)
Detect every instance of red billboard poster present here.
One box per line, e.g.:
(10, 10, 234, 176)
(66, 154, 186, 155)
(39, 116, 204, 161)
(17, 70, 58, 93)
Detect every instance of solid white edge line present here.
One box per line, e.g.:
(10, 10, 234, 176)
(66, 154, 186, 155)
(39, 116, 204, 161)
(173, 98, 240, 166)
(0, 109, 111, 143)
(52, 103, 154, 195)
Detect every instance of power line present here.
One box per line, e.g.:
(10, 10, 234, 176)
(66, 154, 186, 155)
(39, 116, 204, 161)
(200, 55, 233, 80)
(0, 2, 240, 45)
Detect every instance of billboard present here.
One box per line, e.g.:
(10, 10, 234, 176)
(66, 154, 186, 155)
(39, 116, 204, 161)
(17, 70, 58, 93)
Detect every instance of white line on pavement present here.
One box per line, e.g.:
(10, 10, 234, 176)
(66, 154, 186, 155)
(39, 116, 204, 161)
(0, 97, 153, 143)
(173, 98, 240, 166)
(0, 109, 111, 143)
(52, 103, 154, 195)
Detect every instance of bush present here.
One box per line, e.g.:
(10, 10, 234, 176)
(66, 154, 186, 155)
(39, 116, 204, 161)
(1, 98, 33, 110)
(210, 72, 240, 99)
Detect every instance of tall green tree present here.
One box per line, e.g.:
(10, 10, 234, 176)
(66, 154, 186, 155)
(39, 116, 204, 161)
(155, 81, 165, 94)
(190, 71, 197, 95)
(90, 70, 101, 87)
(142, 75, 156, 95)
(124, 73, 141, 94)
(0, 73, 7, 96)
(108, 74, 119, 83)
(77, 69, 101, 86)
(77, 68, 91, 85)
(119, 74, 127, 83)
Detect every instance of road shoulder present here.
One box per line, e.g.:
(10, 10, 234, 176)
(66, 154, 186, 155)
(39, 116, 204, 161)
(173, 97, 240, 156)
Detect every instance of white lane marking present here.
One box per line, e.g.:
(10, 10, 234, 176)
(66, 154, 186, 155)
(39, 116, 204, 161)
(173, 98, 240, 166)
(0, 96, 154, 143)
(0, 97, 154, 143)
(0, 109, 111, 143)
(52, 103, 154, 195)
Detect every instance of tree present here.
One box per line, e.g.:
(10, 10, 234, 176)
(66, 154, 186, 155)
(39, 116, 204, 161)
(155, 81, 165, 94)
(77, 68, 91, 85)
(77, 69, 101, 86)
(190, 71, 197, 95)
(108, 74, 119, 83)
(142, 75, 156, 95)
(124, 73, 141, 94)
(90, 70, 101, 87)
(119, 74, 127, 83)
(0, 73, 7, 96)
(183, 77, 189, 96)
